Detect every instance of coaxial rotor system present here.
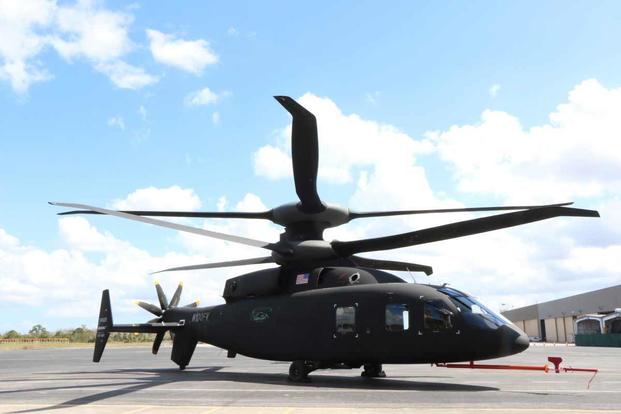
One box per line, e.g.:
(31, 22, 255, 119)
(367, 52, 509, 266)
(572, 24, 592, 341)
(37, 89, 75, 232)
(51, 96, 599, 275)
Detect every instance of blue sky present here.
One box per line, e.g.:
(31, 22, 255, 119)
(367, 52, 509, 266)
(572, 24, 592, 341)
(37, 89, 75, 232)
(1, 1, 620, 332)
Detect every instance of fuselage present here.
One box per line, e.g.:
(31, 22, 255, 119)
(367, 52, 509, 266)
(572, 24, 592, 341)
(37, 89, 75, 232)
(166, 276, 529, 365)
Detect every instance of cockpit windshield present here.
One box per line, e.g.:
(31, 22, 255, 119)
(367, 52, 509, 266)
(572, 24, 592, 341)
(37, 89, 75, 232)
(438, 287, 511, 326)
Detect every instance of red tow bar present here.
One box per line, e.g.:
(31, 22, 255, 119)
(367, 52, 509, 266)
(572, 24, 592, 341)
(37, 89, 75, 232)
(436, 356, 599, 389)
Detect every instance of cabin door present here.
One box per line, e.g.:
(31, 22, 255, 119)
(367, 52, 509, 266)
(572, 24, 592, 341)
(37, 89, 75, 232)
(333, 303, 361, 358)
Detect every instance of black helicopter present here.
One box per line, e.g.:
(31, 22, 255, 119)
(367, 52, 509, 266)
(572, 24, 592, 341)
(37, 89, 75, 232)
(52, 96, 599, 381)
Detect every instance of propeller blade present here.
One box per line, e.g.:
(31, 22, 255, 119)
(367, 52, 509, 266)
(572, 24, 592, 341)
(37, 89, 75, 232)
(182, 300, 200, 308)
(152, 331, 165, 355)
(152, 256, 275, 274)
(348, 202, 574, 220)
(332, 206, 600, 256)
(154, 281, 169, 310)
(50, 202, 284, 253)
(134, 301, 162, 317)
(169, 282, 183, 308)
(349, 255, 433, 275)
(58, 209, 274, 220)
(275, 96, 324, 213)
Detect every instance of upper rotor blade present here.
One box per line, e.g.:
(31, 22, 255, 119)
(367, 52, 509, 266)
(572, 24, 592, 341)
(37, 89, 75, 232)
(169, 282, 183, 307)
(50, 202, 281, 252)
(349, 202, 573, 220)
(135, 301, 162, 317)
(152, 256, 275, 274)
(58, 209, 274, 220)
(154, 281, 169, 310)
(274, 96, 324, 213)
(349, 255, 433, 275)
(332, 206, 600, 256)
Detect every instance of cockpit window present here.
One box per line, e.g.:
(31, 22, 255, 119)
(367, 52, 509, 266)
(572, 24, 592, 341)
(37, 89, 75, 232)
(424, 300, 453, 331)
(438, 287, 510, 326)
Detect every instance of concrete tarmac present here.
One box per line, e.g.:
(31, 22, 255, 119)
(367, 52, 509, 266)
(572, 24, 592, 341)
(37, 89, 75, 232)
(1, 344, 620, 413)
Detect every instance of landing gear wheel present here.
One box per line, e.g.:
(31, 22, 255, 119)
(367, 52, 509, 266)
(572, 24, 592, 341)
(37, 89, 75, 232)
(361, 363, 386, 378)
(288, 360, 311, 382)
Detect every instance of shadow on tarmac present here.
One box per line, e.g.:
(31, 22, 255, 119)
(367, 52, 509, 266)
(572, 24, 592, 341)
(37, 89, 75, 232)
(5, 366, 497, 413)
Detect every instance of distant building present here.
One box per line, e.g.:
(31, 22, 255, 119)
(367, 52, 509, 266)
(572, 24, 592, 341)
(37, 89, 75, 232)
(501, 284, 621, 343)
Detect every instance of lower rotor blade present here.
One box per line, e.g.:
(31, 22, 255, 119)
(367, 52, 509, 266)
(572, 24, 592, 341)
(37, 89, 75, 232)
(348, 202, 573, 220)
(332, 206, 600, 256)
(152, 332, 165, 355)
(135, 301, 162, 317)
(154, 281, 169, 310)
(152, 256, 275, 274)
(169, 282, 183, 308)
(350, 255, 433, 275)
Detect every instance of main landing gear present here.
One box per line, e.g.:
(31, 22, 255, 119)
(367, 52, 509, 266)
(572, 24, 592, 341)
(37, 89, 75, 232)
(287, 361, 387, 382)
(288, 360, 316, 382)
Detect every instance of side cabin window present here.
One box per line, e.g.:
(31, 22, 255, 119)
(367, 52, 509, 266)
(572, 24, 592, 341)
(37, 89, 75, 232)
(386, 304, 410, 332)
(424, 300, 453, 332)
(335, 306, 356, 334)
(250, 307, 272, 323)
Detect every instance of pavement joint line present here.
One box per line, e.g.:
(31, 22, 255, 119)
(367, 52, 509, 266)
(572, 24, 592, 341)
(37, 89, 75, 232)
(121, 406, 150, 414)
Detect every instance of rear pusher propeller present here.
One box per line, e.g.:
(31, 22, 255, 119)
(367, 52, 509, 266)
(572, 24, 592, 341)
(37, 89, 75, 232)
(135, 281, 199, 355)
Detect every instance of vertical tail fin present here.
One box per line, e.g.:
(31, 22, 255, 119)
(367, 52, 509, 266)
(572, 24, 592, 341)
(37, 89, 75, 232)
(93, 289, 112, 362)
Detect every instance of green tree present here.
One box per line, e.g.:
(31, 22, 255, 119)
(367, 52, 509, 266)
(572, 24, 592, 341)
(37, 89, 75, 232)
(3, 330, 21, 339)
(28, 324, 49, 338)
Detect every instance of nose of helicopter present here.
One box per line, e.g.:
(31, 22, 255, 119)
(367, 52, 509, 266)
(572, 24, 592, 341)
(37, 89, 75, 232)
(512, 332, 530, 353)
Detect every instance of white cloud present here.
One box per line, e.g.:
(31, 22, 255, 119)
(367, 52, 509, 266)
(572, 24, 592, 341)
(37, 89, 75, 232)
(112, 186, 202, 211)
(0, 0, 157, 93)
(429, 79, 621, 203)
(0, 0, 56, 92)
(489, 83, 501, 98)
(227, 26, 238, 36)
(211, 111, 220, 124)
(254, 93, 434, 185)
(185, 86, 219, 106)
(146, 29, 218, 74)
(94, 60, 157, 89)
(107, 115, 125, 130)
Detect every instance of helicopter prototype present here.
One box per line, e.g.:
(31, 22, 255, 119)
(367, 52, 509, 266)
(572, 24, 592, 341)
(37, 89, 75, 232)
(52, 96, 599, 381)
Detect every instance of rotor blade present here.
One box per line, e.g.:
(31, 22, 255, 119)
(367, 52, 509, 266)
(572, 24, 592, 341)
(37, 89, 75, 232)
(152, 332, 165, 355)
(134, 301, 162, 317)
(50, 202, 283, 253)
(348, 202, 573, 220)
(349, 255, 433, 276)
(182, 300, 200, 308)
(147, 317, 162, 324)
(169, 282, 183, 308)
(332, 206, 600, 256)
(152, 256, 275, 274)
(274, 96, 324, 213)
(58, 209, 274, 220)
(154, 281, 169, 310)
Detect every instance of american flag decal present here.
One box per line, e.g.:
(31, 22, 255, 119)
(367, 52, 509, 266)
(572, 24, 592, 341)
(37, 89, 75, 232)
(296, 273, 310, 285)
